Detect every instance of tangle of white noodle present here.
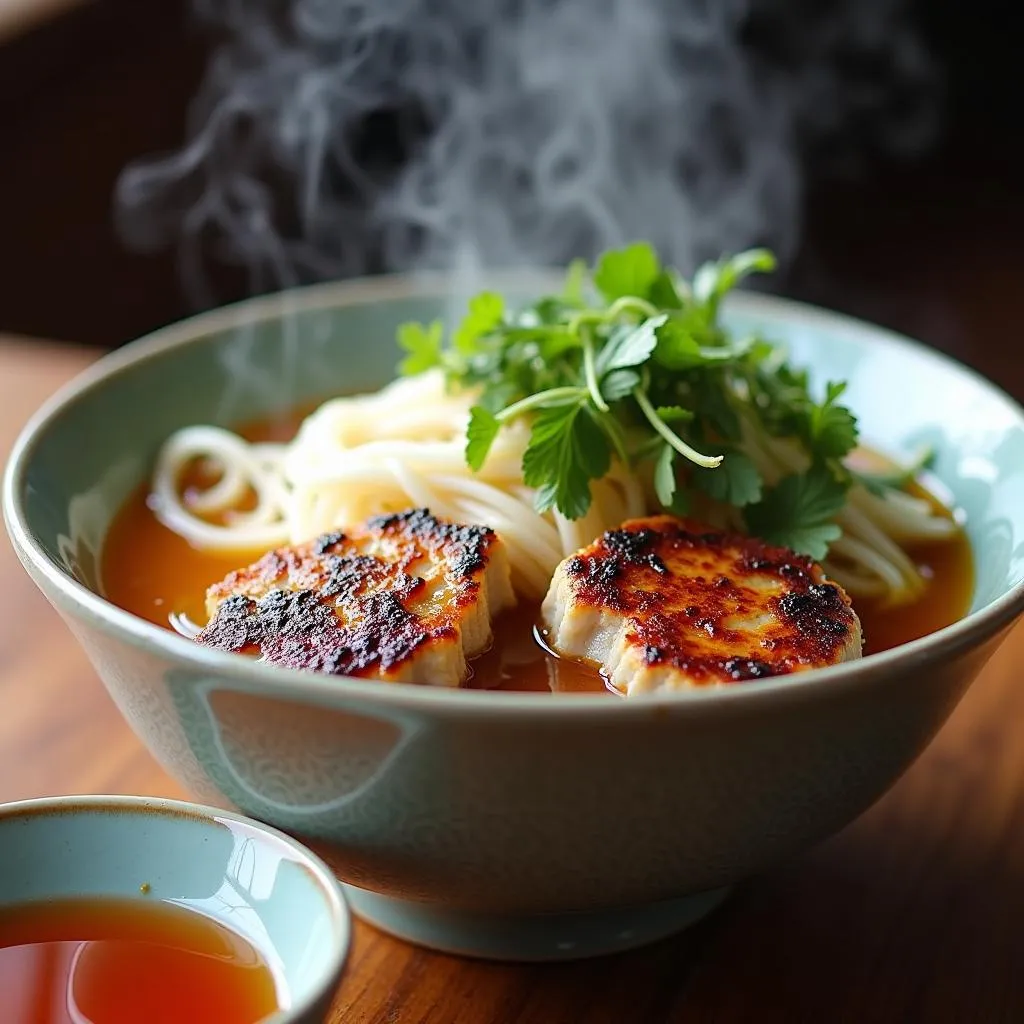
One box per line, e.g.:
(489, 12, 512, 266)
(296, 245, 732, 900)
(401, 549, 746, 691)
(152, 369, 957, 621)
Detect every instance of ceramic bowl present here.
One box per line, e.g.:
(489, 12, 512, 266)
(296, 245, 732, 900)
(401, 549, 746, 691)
(5, 274, 1024, 961)
(0, 795, 350, 1022)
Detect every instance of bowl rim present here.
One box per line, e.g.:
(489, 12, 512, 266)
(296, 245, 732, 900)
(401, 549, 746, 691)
(0, 792, 351, 1023)
(5, 270, 1024, 717)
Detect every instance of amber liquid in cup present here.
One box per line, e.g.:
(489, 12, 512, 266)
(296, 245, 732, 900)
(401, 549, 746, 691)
(0, 897, 281, 1024)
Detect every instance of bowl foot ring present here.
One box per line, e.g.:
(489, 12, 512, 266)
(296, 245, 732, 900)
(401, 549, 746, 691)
(341, 883, 731, 962)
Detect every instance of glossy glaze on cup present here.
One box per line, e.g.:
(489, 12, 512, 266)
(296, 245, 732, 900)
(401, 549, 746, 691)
(5, 275, 1024, 959)
(0, 795, 350, 1021)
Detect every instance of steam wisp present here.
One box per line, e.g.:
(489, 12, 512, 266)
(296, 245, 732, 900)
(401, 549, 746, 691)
(116, 0, 939, 301)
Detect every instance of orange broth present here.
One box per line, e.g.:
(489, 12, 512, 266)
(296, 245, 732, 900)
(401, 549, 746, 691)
(100, 414, 974, 694)
(0, 897, 280, 1024)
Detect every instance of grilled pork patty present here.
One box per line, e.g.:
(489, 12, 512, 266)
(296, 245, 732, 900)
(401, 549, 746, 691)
(542, 515, 862, 695)
(197, 508, 515, 685)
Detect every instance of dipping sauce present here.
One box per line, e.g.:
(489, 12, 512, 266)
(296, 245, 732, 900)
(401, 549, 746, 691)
(0, 897, 280, 1024)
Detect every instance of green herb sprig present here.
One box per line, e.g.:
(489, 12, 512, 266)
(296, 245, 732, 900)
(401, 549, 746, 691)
(396, 242, 888, 560)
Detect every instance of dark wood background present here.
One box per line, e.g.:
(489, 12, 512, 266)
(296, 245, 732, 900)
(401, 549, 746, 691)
(0, 0, 1021, 402)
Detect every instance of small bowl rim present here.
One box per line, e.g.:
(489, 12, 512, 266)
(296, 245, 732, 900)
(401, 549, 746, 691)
(0, 793, 351, 1023)
(5, 269, 1024, 717)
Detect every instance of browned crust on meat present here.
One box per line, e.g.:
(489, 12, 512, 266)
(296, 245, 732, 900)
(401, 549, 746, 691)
(195, 508, 498, 677)
(562, 515, 860, 684)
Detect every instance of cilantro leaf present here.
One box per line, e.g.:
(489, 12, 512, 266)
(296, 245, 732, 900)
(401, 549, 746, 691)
(655, 405, 694, 424)
(596, 316, 665, 376)
(807, 380, 859, 459)
(648, 269, 686, 309)
(499, 326, 578, 361)
(652, 313, 738, 370)
(653, 315, 703, 370)
(692, 249, 776, 310)
(465, 406, 501, 471)
(522, 403, 611, 519)
(749, 370, 859, 463)
(397, 320, 444, 375)
(454, 292, 504, 354)
(409, 243, 865, 555)
(654, 443, 677, 507)
(757, 520, 842, 562)
(513, 296, 577, 328)
(593, 242, 661, 302)
(744, 465, 848, 559)
(600, 368, 641, 402)
(693, 382, 741, 442)
(691, 451, 763, 507)
(476, 381, 519, 415)
(742, 337, 776, 366)
(562, 258, 588, 306)
(654, 315, 759, 371)
(652, 444, 693, 514)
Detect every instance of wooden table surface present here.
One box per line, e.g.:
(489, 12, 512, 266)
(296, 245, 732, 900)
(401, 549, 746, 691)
(2, 334, 1023, 1023)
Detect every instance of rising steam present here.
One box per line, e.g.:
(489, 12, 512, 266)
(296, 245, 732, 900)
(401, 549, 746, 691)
(115, 0, 939, 302)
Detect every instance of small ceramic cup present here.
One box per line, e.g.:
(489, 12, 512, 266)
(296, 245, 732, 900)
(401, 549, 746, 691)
(0, 795, 351, 1023)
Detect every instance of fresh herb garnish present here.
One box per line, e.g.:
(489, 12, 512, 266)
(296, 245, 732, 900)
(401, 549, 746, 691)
(744, 464, 847, 561)
(522, 403, 612, 520)
(395, 242, 872, 560)
(396, 320, 445, 376)
(690, 450, 763, 509)
(454, 292, 505, 354)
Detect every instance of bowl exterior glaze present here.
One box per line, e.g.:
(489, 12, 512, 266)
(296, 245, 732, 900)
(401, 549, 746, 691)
(0, 796, 350, 1021)
(6, 275, 1024, 958)
(46, 619, 1009, 908)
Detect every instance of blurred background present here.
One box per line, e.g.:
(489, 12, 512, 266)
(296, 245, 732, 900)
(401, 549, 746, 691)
(0, 0, 1020, 396)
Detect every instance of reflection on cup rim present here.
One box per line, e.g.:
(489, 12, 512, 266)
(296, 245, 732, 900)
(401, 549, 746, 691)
(65, 940, 90, 1024)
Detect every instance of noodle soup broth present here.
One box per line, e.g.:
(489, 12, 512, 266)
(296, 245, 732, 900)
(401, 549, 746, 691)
(101, 410, 973, 694)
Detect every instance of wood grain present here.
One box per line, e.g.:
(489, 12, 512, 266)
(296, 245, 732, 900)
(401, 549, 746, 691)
(2, 334, 1023, 1022)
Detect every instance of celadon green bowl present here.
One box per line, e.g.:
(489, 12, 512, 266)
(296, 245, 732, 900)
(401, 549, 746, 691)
(0, 795, 350, 1021)
(5, 273, 1024, 961)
